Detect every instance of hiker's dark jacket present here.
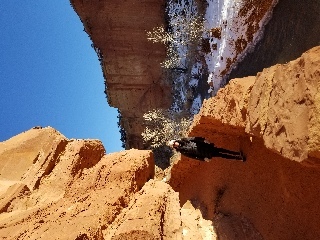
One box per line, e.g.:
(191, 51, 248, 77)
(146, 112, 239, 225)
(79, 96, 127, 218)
(173, 137, 243, 161)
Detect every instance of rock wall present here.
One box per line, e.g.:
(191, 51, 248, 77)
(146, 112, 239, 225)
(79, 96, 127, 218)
(169, 46, 320, 239)
(70, 0, 171, 149)
(69, 0, 320, 149)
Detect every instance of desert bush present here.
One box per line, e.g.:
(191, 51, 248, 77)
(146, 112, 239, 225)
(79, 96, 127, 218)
(141, 108, 192, 169)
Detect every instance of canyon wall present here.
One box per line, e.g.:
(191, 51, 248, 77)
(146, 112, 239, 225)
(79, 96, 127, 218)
(0, 46, 319, 239)
(70, 0, 171, 149)
(70, 0, 320, 150)
(170, 46, 320, 239)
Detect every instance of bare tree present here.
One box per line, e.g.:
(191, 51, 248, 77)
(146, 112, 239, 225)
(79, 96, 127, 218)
(141, 109, 192, 149)
(146, 0, 205, 70)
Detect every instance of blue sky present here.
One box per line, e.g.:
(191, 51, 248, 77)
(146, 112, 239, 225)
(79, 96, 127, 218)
(0, 1, 123, 153)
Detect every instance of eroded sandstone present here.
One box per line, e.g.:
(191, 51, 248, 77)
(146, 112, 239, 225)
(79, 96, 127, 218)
(70, 0, 171, 149)
(104, 180, 181, 239)
(170, 46, 320, 239)
(0, 127, 155, 239)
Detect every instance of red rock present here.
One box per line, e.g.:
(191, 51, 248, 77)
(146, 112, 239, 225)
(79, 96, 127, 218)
(170, 46, 320, 239)
(104, 180, 181, 239)
(0, 127, 68, 189)
(247, 46, 320, 161)
(70, 0, 171, 149)
(0, 127, 155, 239)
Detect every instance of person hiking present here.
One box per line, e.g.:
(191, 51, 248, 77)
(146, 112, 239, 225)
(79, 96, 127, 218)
(168, 137, 246, 162)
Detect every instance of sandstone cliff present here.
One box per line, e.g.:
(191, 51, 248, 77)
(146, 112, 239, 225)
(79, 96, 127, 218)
(70, 0, 171, 149)
(69, 0, 320, 150)
(170, 46, 320, 239)
(1, 46, 320, 239)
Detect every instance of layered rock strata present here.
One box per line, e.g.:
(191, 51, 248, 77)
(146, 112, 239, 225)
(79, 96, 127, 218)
(70, 0, 170, 149)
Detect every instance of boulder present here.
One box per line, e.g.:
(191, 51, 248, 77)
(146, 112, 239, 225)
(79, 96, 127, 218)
(104, 180, 181, 240)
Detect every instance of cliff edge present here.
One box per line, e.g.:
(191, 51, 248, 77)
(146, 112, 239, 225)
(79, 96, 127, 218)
(70, 0, 171, 149)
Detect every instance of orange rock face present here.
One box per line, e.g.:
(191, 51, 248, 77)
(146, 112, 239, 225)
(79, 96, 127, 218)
(0, 128, 214, 239)
(70, 0, 171, 149)
(170, 46, 320, 239)
(0, 127, 157, 239)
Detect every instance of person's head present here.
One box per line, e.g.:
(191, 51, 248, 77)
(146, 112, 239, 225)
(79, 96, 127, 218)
(168, 140, 180, 149)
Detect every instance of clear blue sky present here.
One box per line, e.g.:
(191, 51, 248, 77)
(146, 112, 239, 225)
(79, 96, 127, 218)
(0, 1, 123, 153)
